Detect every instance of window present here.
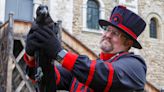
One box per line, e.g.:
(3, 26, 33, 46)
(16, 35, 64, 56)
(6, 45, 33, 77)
(150, 18, 157, 38)
(87, 0, 100, 30)
(5, 0, 33, 21)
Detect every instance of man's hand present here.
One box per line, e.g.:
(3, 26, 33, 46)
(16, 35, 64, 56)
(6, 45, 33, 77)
(25, 24, 39, 56)
(31, 26, 62, 59)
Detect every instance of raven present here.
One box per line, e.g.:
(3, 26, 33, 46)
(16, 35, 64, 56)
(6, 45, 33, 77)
(34, 5, 59, 92)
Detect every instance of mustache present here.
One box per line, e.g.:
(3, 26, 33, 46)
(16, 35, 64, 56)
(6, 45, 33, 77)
(100, 37, 111, 43)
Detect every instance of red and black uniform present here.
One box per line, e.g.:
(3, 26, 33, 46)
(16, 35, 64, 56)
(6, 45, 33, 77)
(24, 51, 147, 92)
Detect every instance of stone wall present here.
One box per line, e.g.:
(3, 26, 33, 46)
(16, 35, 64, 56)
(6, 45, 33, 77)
(49, 0, 73, 33)
(138, 0, 164, 89)
(72, 0, 83, 34)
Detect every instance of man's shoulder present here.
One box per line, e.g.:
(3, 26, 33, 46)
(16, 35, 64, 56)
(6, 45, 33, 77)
(113, 52, 147, 70)
(119, 52, 145, 63)
(112, 52, 147, 88)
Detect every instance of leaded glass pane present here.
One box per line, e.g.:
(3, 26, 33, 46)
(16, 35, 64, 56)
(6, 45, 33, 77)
(87, 0, 100, 30)
(150, 18, 157, 38)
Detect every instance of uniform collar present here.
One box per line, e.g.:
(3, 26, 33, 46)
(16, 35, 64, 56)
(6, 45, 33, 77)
(100, 51, 128, 61)
(100, 52, 116, 61)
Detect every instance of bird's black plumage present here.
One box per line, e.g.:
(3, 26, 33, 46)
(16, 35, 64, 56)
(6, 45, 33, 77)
(34, 5, 58, 92)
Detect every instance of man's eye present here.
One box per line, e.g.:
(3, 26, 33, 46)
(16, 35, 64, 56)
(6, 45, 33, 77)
(107, 29, 111, 32)
(113, 31, 119, 36)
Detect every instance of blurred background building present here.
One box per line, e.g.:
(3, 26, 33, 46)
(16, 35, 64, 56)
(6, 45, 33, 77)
(0, 0, 163, 91)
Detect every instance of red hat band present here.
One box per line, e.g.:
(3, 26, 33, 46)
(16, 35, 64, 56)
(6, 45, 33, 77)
(117, 24, 137, 39)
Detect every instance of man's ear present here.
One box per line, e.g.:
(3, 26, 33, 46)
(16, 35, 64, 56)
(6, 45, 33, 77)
(126, 40, 134, 47)
(124, 38, 133, 46)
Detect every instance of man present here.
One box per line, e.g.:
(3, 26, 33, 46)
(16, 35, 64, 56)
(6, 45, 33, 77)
(24, 5, 147, 92)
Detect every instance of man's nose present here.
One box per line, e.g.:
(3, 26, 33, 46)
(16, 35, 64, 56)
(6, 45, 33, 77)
(104, 31, 112, 38)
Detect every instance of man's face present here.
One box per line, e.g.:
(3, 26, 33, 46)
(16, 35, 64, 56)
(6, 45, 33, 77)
(100, 25, 129, 53)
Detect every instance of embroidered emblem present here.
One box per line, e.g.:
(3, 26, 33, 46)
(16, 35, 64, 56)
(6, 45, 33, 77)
(111, 14, 123, 25)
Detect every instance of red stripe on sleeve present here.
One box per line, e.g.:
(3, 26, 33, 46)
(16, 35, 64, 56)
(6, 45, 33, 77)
(90, 89, 94, 92)
(70, 78, 77, 92)
(23, 53, 36, 67)
(85, 60, 96, 86)
(104, 62, 114, 92)
(84, 86, 88, 92)
(54, 66, 61, 85)
(76, 82, 83, 91)
(62, 52, 78, 71)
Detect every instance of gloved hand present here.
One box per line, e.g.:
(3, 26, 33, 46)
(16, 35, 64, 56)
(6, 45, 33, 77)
(31, 26, 62, 59)
(26, 66, 36, 81)
(25, 23, 39, 56)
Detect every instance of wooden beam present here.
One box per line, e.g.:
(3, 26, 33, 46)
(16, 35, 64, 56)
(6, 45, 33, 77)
(6, 13, 14, 92)
(61, 28, 98, 59)
(15, 81, 25, 92)
(145, 82, 160, 92)
(11, 55, 35, 92)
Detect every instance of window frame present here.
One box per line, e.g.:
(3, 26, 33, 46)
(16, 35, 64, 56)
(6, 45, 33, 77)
(5, 0, 33, 22)
(87, 0, 100, 30)
(82, 0, 105, 33)
(146, 13, 163, 43)
(149, 18, 157, 38)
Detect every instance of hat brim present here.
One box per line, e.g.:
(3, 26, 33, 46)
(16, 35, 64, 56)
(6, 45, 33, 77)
(99, 19, 142, 49)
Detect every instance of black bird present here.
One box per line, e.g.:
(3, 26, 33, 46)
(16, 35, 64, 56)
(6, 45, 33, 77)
(34, 5, 58, 92)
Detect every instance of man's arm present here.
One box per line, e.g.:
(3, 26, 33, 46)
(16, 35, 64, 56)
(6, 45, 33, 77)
(23, 53, 73, 90)
(59, 52, 147, 91)
(59, 52, 114, 91)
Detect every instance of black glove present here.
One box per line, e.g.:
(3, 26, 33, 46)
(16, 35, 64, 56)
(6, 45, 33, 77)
(26, 66, 36, 80)
(25, 23, 39, 56)
(31, 26, 62, 59)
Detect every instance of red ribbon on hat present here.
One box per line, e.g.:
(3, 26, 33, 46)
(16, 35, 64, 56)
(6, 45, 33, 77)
(118, 24, 137, 39)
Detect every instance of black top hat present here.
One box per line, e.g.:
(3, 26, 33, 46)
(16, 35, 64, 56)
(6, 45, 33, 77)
(99, 5, 146, 49)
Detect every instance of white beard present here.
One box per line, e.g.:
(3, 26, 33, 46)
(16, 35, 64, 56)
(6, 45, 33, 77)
(100, 39, 113, 53)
